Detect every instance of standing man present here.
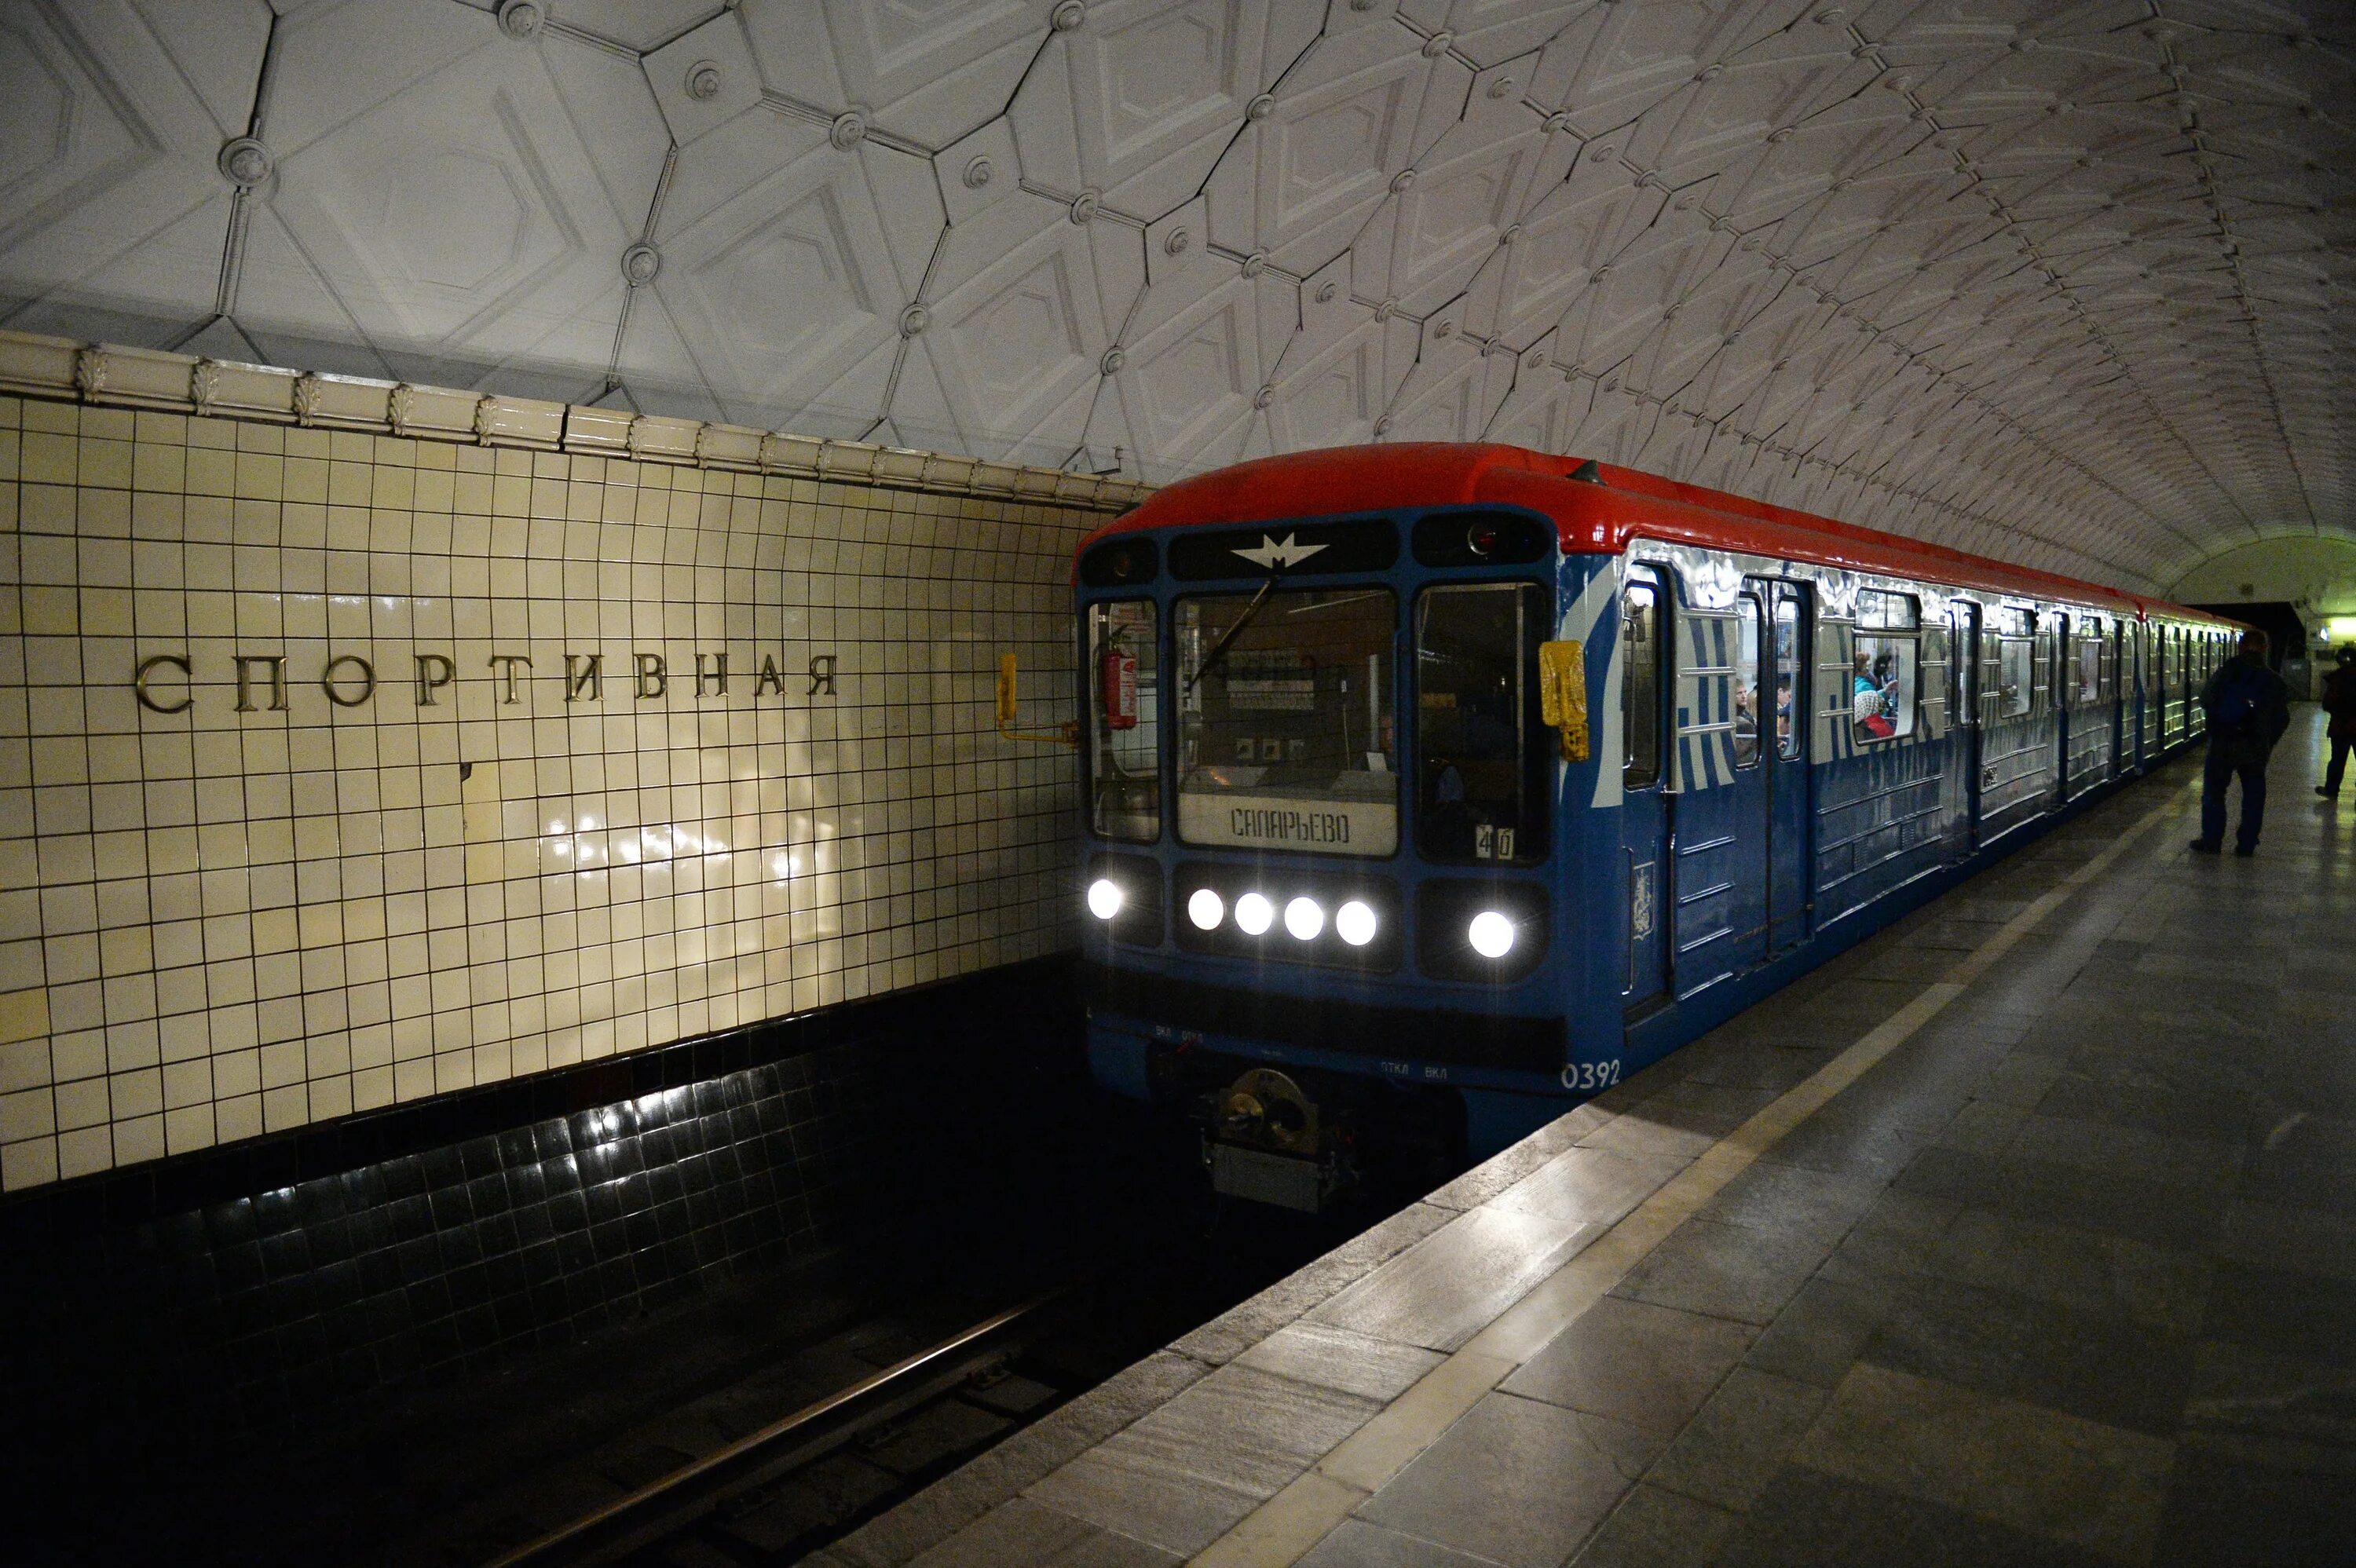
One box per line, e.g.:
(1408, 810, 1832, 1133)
(2191, 629, 2292, 857)
(2319, 645, 2356, 801)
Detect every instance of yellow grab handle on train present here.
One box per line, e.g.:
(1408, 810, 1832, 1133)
(1538, 640, 1590, 762)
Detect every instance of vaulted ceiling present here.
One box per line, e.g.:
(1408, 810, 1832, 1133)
(2, 0, 2349, 590)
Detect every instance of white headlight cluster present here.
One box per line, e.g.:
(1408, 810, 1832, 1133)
(1100, 875, 1516, 963)
(1188, 888, 1380, 947)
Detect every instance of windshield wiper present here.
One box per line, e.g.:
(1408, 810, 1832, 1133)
(1185, 575, 1279, 695)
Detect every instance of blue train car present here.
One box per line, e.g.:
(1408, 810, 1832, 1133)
(1070, 444, 2241, 1209)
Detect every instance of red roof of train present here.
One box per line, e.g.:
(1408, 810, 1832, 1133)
(1081, 444, 2236, 627)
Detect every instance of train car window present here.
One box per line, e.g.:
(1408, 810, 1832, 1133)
(1415, 583, 1549, 863)
(1996, 606, 2035, 718)
(1733, 594, 1763, 767)
(2073, 620, 2105, 707)
(1775, 594, 1803, 760)
(1086, 600, 1161, 842)
(1173, 588, 1397, 856)
(1850, 590, 1918, 744)
(1622, 572, 1663, 790)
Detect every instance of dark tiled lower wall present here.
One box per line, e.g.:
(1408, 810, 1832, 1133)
(0, 958, 1078, 1448)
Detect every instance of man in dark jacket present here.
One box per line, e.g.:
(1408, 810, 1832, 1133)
(2320, 645, 2356, 801)
(2191, 630, 2292, 856)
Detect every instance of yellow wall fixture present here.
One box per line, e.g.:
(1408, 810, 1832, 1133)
(1538, 640, 1590, 762)
(2326, 617, 2356, 645)
(997, 652, 1079, 746)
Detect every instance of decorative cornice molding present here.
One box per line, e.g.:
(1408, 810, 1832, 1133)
(0, 330, 1152, 514)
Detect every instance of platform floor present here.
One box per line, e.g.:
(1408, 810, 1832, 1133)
(821, 709, 2355, 1568)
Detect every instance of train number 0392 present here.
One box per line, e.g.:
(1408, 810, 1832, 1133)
(1560, 1060, 1623, 1091)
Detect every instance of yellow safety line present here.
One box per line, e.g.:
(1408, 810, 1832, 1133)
(1190, 777, 2194, 1567)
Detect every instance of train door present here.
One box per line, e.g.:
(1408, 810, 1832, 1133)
(1765, 586, 1810, 954)
(2162, 627, 2181, 745)
(2125, 623, 2141, 769)
(1658, 576, 1765, 999)
(1714, 583, 1772, 977)
(2052, 612, 2073, 800)
(1950, 600, 1984, 846)
(2127, 623, 2144, 769)
(2039, 612, 2062, 805)
(1620, 566, 1670, 1014)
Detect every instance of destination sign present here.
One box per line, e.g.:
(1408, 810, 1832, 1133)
(1176, 792, 1399, 856)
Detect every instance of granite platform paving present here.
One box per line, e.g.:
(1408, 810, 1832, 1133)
(813, 710, 2355, 1568)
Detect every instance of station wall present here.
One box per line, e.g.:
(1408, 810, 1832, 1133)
(2168, 535, 2356, 622)
(0, 383, 1125, 1192)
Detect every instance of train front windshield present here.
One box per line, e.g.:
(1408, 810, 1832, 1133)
(1173, 589, 1399, 856)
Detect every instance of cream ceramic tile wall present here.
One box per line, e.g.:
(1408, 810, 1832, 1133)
(0, 396, 1099, 1191)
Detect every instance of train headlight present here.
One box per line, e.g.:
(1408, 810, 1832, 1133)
(1187, 888, 1224, 930)
(1467, 910, 1516, 959)
(1086, 879, 1124, 920)
(1235, 892, 1275, 935)
(1284, 897, 1324, 940)
(1335, 900, 1377, 947)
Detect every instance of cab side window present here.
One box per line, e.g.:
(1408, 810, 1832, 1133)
(1622, 572, 1663, 790)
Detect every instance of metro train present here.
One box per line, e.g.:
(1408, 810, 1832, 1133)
(1066, 444, 2240, 1210)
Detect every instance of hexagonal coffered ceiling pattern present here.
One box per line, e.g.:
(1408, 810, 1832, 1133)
(2, 0, 2350, 588)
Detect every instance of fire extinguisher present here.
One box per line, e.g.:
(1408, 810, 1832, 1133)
(1100, 640, 1138, 730)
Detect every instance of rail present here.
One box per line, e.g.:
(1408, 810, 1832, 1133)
(483, 1288, 1068, 1567)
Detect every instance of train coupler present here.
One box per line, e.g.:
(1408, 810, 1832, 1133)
(1201, 1067, 1354, 1212)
